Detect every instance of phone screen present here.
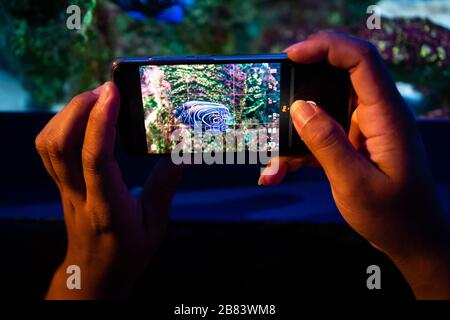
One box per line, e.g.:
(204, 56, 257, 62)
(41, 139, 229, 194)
(138, 63, 281, 154)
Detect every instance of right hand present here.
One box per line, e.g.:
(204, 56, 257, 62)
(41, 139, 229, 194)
(259, 32, 450, 299)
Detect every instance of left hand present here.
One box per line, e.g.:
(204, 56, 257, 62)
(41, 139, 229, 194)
(36, 82, 183, 299)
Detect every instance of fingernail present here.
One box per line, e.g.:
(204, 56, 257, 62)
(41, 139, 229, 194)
(98, 82, 113, 104)
(92, 84, 104, 96)
(284, 41, 304, 53)
(290, 100, 317, 129)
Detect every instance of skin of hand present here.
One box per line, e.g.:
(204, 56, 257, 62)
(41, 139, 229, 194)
(35, 82, 184, 299)
(259, 32, 450, 299)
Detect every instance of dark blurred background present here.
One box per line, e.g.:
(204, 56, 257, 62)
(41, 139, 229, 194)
(0, 0, 449, 300)
(1, 0, 449, 116)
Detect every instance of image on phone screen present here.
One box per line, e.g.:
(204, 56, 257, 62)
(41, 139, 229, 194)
(139, 63, 281, 154)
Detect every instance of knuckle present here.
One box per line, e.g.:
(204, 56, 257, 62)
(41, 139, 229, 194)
(306, 119, 342, 152)
(69, 92, 94, 109)
(35, 132, 47, 154)
(81, 147, 104, 173)
(69, 94, 85, 108)
(47, 137, 66, 160)
(88, 107, 103, 126)
(358, 40, 380, 60)
(312, 30, 332, 41)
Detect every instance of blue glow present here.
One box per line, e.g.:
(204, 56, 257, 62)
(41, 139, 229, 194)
(156, 5, 185, 24)
(127, 10, 148, 20)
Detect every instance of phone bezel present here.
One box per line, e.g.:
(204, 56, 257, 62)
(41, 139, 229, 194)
(111, 54, 295, 156)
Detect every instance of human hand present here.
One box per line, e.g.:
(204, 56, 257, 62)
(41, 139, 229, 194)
(36, 82, 183, 299)
(259, 32, 450, 299)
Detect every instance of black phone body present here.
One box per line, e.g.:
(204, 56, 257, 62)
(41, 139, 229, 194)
(112, 54, 353, 157)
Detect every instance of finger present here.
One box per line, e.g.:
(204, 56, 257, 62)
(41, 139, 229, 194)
(281, 157, 304, 173)
(347, 110, 370, 159)
(348, 109, 362, 149)
(258, 157, 289, 186)
(35, 116, 62, 187)
(258, 155, 318, 186)
(35, 136, 61, 190)
(289, 155, 321, 169)
(35, 87, 103, 195)
(82, 82, 126, 203)
(286, 32, 417, 180)
(290, 100, 377, 188)
(141, 158, 184, 234)
(285, 32, 404, 109)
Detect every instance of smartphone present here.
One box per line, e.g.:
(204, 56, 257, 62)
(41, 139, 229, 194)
(112, 54, 353, 157)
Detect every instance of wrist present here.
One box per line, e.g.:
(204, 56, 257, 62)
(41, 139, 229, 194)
(385, 209, 450, 260)
(46, 253, 140, 299)
(383, 218, 450, 299)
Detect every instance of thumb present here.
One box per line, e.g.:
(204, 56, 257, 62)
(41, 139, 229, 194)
(290, 100, 366, 185)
